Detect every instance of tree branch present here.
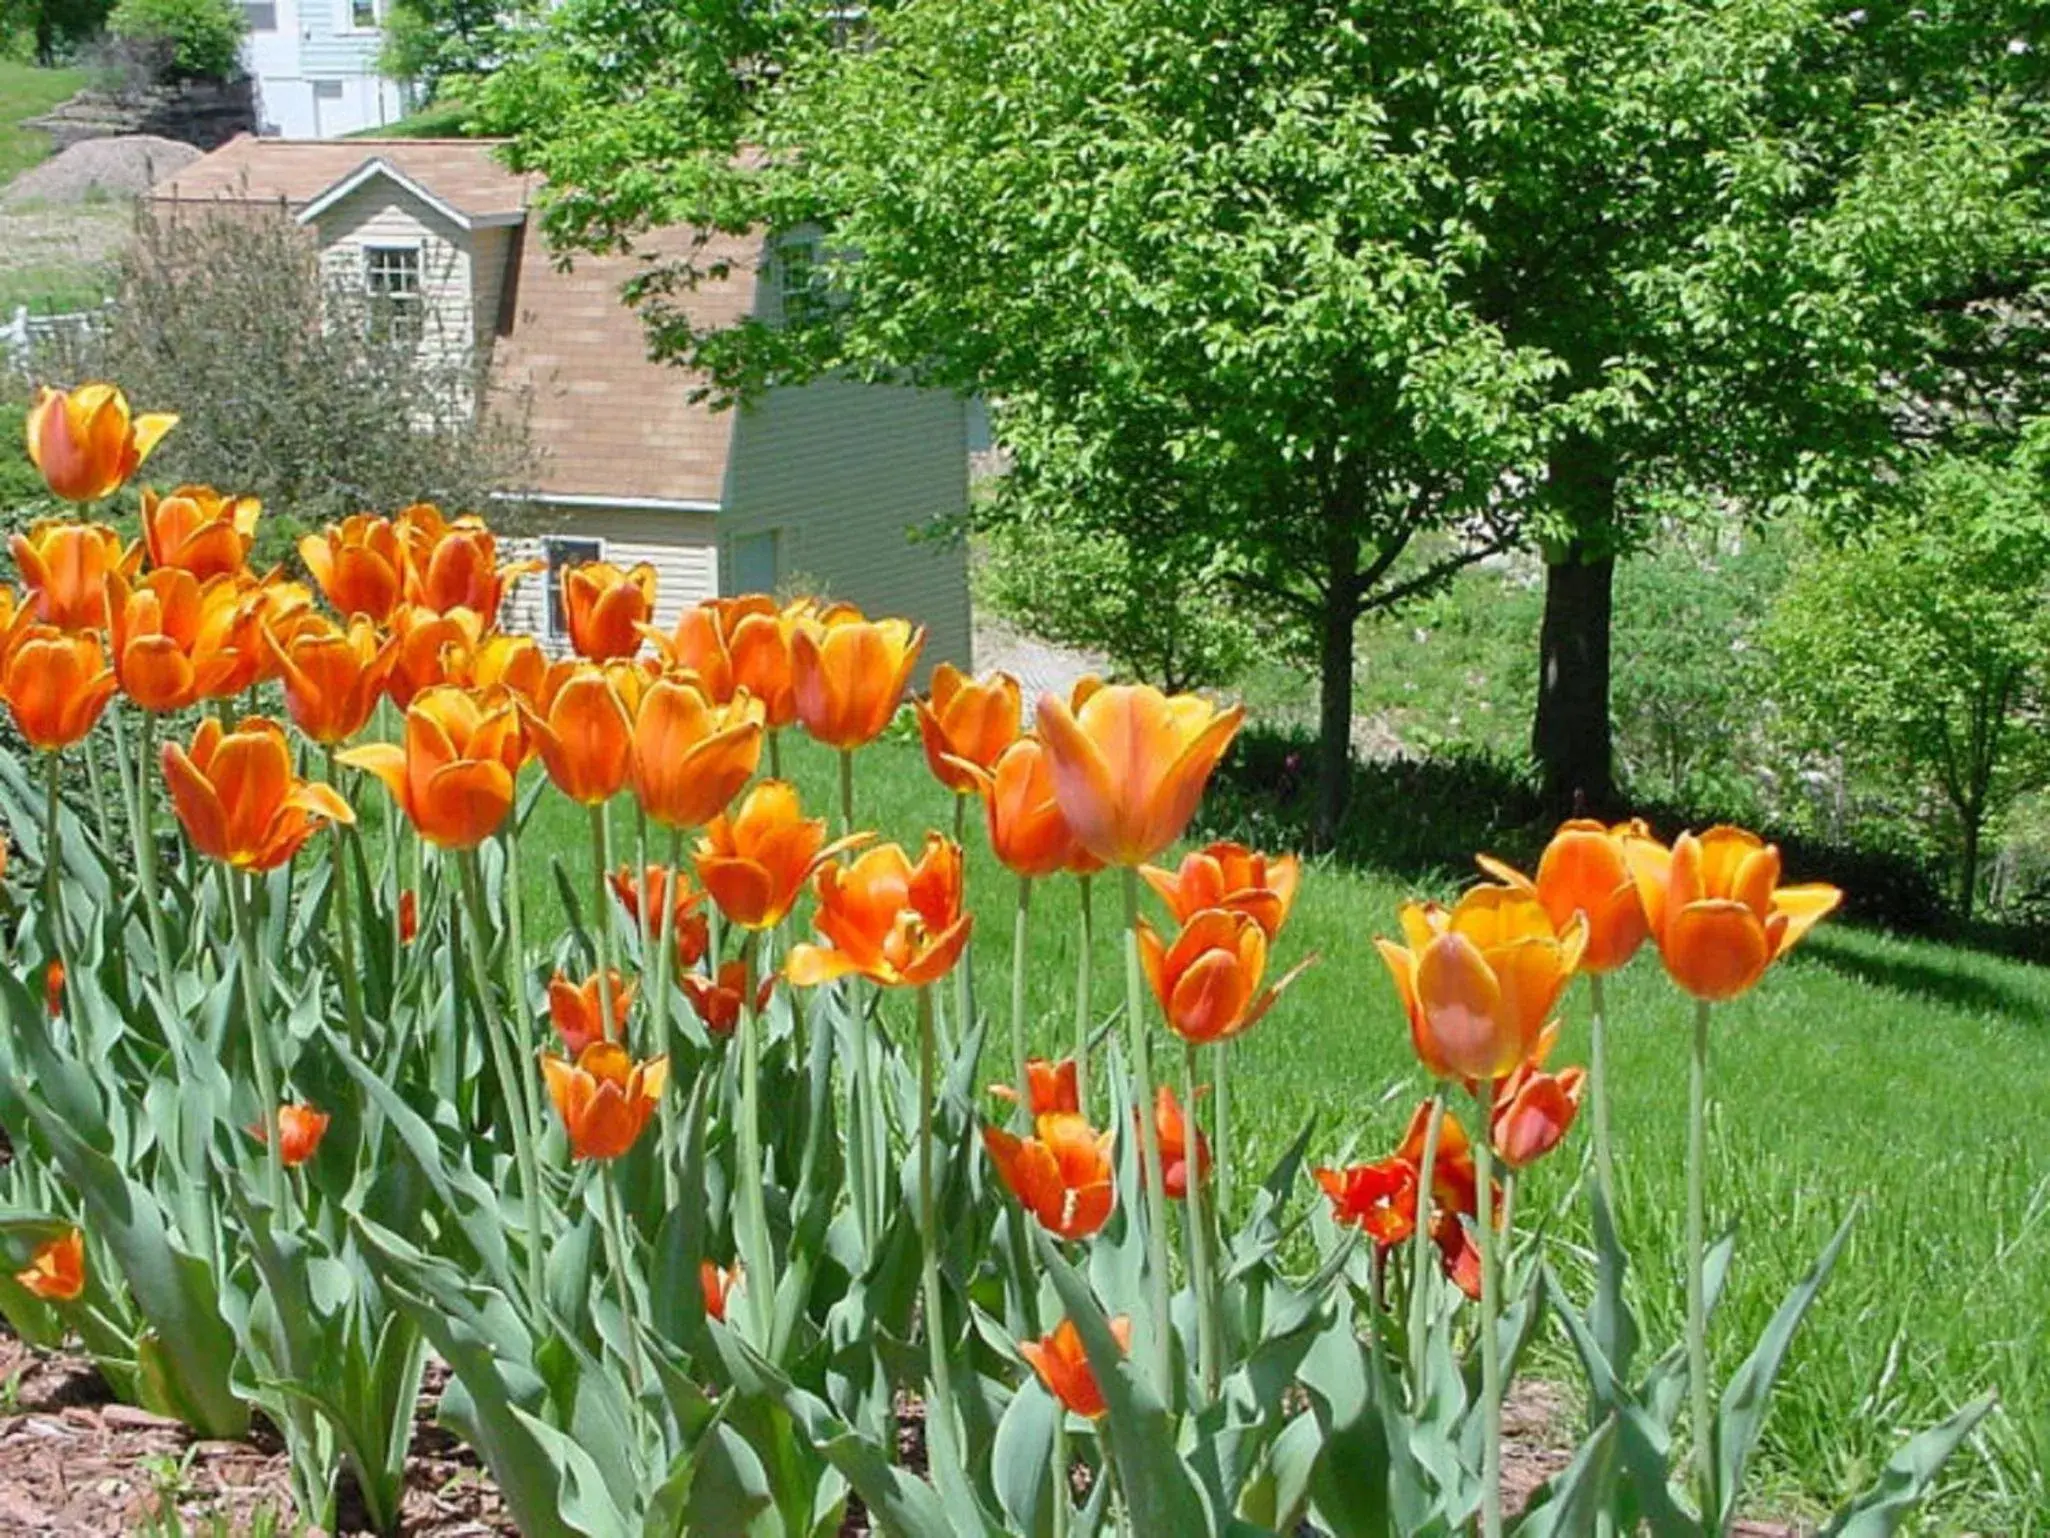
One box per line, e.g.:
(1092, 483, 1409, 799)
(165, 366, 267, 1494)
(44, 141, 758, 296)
(1358, 537, 1516, 616)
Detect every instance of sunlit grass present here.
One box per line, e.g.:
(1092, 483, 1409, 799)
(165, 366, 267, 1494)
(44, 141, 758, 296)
(502, 727, 2046, 1530)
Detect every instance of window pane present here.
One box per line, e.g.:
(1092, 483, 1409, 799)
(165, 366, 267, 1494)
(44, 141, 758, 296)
(245, 1, 277, 29)
(350, 0, 375, 26)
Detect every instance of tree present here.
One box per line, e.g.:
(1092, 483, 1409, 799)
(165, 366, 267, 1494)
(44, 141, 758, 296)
(485, 0, 2045, 838)
(2, 0, 111, 62)
(53, 207, 536, 550)
(379, 0, 512, 100)
(1769, 431, 2050, 919)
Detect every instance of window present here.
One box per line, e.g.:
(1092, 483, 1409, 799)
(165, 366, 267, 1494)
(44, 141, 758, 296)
(363, 244, 420, 342)
(545, 537, 603, 640)
(729, 531, 778, 596)
(346, 0, 376, 27)
(776, 238, 823, 324)
(244, 0, 277, 29)
(313, 80, 341, 99)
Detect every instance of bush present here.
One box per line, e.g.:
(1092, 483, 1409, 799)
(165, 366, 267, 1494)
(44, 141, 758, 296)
(104, 0, 243, 82)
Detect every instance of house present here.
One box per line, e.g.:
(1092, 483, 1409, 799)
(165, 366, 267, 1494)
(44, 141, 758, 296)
(147, 136, 974, 669)
(239, 0, 407, 139)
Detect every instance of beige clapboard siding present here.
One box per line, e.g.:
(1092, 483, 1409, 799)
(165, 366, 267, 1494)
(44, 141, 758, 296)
(312, 184, 475, 377)
(723, 376, 972, 675)
(500, 507, 721, 653)
(469, 224, 516, 350)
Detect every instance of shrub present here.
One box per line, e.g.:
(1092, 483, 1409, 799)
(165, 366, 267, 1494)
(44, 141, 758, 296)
(104, 0, 244, 82)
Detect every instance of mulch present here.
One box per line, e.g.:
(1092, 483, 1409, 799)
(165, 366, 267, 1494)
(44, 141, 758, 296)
(0, 1336, 1796, 1535)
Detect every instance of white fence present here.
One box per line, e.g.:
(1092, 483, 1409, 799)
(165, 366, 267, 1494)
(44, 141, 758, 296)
(0, 303, 110, 369)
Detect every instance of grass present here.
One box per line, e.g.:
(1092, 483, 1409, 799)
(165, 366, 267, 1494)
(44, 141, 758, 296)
(348, 99, 479, 139)
(0, 61, 86, 186)
(477, 723, 2048, 1532)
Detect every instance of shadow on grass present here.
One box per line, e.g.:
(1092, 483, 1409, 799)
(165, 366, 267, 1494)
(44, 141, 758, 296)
(1201, 725, 2050, 974)
(1800, 930, 2050, 1029)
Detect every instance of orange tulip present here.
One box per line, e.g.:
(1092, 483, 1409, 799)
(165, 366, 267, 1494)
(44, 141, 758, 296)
(1393, 1099, 1491, 1220)
(608, 864, 711, 966)
(384, 604, 486, 708)
(237, 578, 318, 685)
(16, 1228, 85, 1302)
(300, 514, 405, 623)
(982, 1112, 1115, 1240)
(1142, 841, 1300, 939)
(105, 569, 247, 712)
(646, 595, 804, 726)
(463, 632, 549, 710)
(1492, 1057, 1585, 1170)
(141, 485, 259, 579)
(265, 614, 397, 745)
(786, 835, 973, 988)
(162, 716, 354, 870)
(681, 960, 772, 1038)
(1623, 826, 1842, 1001)
(1019, 1316, 1133, 1419)
(1477, 819, 1649, 975)
(549, 970, 636, 1057)
(1035, 678, 1243, 866)
(1150, 1084, 1211, 1200)
(1137, 908, 1301, 1045)
(250, 1104, 331, 1168)
(695, 780, 865, 931)
(789, 611, 925, 750)
(397, 504, 539, 621)
(0, 626, 117, 750)
(541, 1041, 668, 1161)
(1314, 1157, 1419, 1247)
(1376, 887, 1587, 1084)
(10, 520, 138, 632)
(24, 384, 175, 504)
(630, 677, 764, 829)
(398, 888, 419, 944)
(339, 685, 522, 849)
(44, 959, 62, 1018)
(961, 737, 1101, 879)
(916, 664, 1021, 795)
(562, 561, 657, 661)
(523, 663, 634, 805)
(1434, 1211, 1484, 1301)
(700, 1259, 741, 1323)
(990, 1057, 1081, 1118)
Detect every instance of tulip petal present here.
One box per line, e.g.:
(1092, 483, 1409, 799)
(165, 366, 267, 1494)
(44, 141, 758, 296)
(1664, 900, 1772, 1001)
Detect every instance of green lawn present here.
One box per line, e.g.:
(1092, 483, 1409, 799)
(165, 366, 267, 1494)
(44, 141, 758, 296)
(347, 99, 478, 139)
(481, 727, 2044, 1530)
(0, 61, 86, 186)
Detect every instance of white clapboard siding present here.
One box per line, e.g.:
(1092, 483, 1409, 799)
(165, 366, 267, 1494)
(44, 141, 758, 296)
(723, 376, 972, 676)
(312, 183, 475, 378)
(500, 507, 721, 654)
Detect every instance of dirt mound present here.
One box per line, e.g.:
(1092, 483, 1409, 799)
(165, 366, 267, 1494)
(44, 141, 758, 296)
(0, 134, 199, 208)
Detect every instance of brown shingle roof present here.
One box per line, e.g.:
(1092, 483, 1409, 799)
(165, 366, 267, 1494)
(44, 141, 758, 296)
(147, 136, 762, 505)
(150, 135, 534, 220)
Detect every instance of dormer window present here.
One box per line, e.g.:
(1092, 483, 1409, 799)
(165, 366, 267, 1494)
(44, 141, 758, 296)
(776, 236, 824, 324)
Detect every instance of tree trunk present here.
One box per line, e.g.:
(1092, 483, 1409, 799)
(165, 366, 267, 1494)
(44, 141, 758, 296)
(1533, 434, 1619, 814)
(1314, 536, 1361, 852)
(1959, 811, 1981, 922)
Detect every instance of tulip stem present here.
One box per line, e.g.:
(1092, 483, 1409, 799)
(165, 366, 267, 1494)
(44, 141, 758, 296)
(1475, 1077, 1502, 1538)
(41, 751, 63, 968)
(226, 869, 285, 1211)
(1182, 1042, 1220, 1402)
(953, 796, 972, 1053)
(1051, 1414, 1071, 1538)
(838, 748, 855, 836)
(736, 933, 777, 1352)
(1120, 867, 1176, 1405)
(82, 727, 113, 869)
(588, 803, 619, 1035)
(458, 850, 546, 1308)
(1407, 1087, 1446, 1396)
(601, 1169, 645, 1405)
(1073, 874, 1093, 1114)
(915, 984, 957, 1440)
(1213, 1040, 1231, 1226)
(133, 712, 176, 1000)
(653, 829, 683, 1205)
(1010, 874, 1033, 1131)
(1687, 996, 1714, 1520)
(323, 748, 368, 1046)
(1589, 972, 1617, 1224)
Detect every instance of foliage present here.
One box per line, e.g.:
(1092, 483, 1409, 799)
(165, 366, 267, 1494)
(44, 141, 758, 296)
(0, 0, 106, 65)
(976, 516, 1260, 692)
(104, 0, 243, 81)
(1769, 433, 2050, 917)
(377, 0, 509, 99)
(54, 208, 536, 550)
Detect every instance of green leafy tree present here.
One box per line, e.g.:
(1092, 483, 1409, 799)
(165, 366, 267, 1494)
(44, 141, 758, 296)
(2, 0, 110, 63)
(486, 0, 2045, 839)
(379, 0, 509, 99)
(105, 0, 244, 79)
(1769, 433, 2050, 919)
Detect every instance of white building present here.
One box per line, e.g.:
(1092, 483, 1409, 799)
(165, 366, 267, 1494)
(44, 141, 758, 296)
(240, 0, 406, 139)
(148, 137, 974, 668)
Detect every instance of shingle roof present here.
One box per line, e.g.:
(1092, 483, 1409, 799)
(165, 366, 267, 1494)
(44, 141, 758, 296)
(149, 135, 533, 221)
(147, 136, 760, 505)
